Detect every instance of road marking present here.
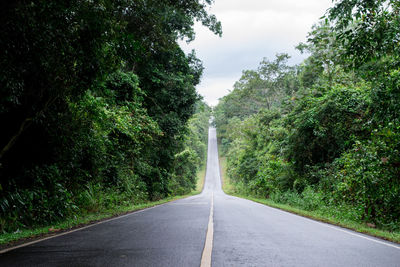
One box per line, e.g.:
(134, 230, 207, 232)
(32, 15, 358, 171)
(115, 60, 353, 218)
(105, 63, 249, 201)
(314, 220, 400, 250)
(239, 196, 400, 250)
(201, 192, 214, 267)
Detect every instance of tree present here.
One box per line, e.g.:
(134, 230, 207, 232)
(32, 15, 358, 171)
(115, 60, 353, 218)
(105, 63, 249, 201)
(0, 0, 121, 161)
(328, 0, 400, 69)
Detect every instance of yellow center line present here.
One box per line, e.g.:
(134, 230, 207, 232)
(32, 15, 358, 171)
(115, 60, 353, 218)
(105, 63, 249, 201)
(201, 192, 214, 267)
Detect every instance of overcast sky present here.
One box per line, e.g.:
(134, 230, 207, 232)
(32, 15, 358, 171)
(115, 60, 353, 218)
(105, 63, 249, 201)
(179, 0, 334, 106)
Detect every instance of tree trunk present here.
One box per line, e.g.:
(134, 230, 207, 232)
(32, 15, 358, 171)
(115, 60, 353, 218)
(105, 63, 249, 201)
(0, 117, 33, 161)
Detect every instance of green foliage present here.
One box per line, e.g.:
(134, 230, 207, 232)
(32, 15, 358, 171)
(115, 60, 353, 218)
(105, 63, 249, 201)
(326, 0, 400, 91)
(333, 128, 400, 227)
(169, 101, 211, 195)
(214, 54, 300, 153)
(169, 149, 199, 195)
(0, 165, 76, 232)
(269, 187, 324, 212)
(285, 83, 370, 174)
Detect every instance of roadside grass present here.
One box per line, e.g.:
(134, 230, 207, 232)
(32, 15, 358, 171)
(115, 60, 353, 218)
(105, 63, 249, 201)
(195, 163, 206, 193)
(219, 156, 234, 194)
(195, 134, 208, 194)
(219, 155, 400, 244)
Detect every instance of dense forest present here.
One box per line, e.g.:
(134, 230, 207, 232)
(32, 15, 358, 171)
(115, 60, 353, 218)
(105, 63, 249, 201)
(0, 1, 217, 233)
(215, 0, 400, 231)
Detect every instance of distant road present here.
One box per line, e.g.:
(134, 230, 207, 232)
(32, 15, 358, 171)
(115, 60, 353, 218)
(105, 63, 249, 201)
(1, 127, 399, 266)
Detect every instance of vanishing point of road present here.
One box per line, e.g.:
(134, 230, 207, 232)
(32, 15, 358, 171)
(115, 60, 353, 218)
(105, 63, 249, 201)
(1, 127, 399, 266)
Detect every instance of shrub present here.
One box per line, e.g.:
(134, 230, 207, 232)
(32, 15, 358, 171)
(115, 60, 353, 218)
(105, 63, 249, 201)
(285, 83, 370, 176)
(333, 127, 400, 227)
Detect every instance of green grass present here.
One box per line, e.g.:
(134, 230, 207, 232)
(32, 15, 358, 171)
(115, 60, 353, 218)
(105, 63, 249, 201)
(195, 136, 208, 194)
(195, 163, 206, 193)
(218, 154, 400, 244)
(219, 156, 234, 194)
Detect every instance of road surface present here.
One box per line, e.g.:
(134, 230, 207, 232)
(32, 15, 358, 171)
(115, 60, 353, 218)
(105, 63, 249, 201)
(1, 127, 399, 266)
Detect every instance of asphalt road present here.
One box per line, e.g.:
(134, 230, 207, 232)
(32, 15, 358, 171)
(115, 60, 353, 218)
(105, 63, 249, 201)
(1, 127, 400, 266)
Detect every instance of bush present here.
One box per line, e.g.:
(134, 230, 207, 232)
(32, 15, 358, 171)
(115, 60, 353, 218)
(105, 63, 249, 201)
(252, 156, 295, 197)
(333, 127, 400, 227)
(285, 83, 370, 175)
(169, 149, 199, 195)
(1, 165, 77, 232)
(301, 186, 324, 211)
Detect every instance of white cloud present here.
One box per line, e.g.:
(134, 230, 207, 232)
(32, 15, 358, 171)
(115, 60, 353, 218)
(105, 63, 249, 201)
(197, 75, 240, 106)
(180, 0, 334, 106)
(210, 0, 331, 14)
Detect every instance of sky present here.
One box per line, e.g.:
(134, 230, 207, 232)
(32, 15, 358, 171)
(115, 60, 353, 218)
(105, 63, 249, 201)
(179, 0, 334, 106)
